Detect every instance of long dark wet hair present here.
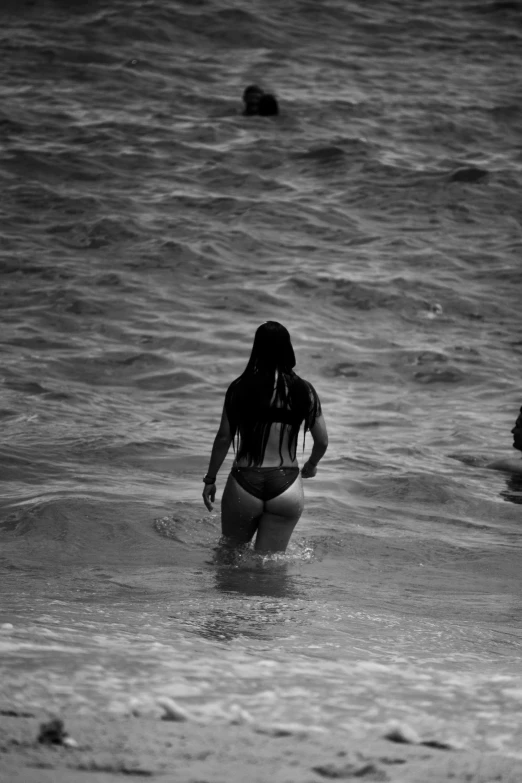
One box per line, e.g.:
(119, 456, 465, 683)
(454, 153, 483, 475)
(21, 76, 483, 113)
(225, 321, 321, 466)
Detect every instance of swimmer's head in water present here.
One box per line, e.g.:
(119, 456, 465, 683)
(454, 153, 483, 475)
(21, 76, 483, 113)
(511, 407, 522, 451)
(242, 84, 264, 116)
(246, 321, 296, 373)
(258, 93, 279, 116)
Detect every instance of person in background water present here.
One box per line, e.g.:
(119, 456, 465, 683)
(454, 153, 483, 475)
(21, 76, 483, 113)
(487, 406, 522, 475)
(202, 321, 328, 553)
(242, 84, 279, 117)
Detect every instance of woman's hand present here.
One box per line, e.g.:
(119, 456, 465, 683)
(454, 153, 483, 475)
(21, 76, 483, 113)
(203, 482, 216, 511)
(301, 460, 317, 479)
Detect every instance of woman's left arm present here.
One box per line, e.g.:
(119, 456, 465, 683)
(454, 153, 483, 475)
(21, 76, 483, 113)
(202, 404, 233, 511)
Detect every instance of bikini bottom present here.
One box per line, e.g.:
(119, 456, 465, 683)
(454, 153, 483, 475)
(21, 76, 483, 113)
(231, 466, 300, 502)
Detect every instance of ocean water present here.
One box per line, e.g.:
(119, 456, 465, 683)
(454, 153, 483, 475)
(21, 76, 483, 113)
(1, 0, 521, 757)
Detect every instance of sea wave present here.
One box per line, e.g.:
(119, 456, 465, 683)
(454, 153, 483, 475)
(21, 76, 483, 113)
(1, 0, 521, 757)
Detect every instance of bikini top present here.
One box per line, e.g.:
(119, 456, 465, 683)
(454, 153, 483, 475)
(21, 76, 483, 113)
(259, 406, 300, 425)
(225, 374, 321, 433)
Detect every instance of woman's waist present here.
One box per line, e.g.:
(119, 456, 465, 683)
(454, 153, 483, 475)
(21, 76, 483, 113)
(233, 459, 299, 471)
(234, 440, 298, 469)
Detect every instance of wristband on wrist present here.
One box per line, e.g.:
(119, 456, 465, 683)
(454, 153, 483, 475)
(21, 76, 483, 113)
(203, 475, 216, 484)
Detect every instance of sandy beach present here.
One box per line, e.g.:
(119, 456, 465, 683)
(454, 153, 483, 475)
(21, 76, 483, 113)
(1, 706, 521, 783)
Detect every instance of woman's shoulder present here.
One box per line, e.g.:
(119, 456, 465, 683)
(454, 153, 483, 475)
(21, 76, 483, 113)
(290, 374, 320, 400)
(226, 375, 244, 392)
(288, 374, 321, 418)
(289, 372, 315, 388)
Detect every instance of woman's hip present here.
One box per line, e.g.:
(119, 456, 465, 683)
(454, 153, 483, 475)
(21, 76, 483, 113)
(230, 465, 300, 502)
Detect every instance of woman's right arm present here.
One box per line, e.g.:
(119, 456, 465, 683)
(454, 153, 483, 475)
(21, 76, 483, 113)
(301, 413, 328, 478)
(202, 404, 233, 511)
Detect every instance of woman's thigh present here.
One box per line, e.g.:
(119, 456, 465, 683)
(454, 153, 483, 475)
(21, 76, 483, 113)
(220, 473, 263, 544)
(255, 477, 305, 553)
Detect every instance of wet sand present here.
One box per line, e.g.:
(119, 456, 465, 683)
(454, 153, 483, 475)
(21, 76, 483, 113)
(1, 708, 521, 783)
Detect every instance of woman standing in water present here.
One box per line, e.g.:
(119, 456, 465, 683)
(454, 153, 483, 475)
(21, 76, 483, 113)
(202, 322, 328, 553)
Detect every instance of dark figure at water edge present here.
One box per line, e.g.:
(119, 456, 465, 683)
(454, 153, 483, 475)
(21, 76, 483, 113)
(487, 406, 522, 475)
(242, 85, 279, 117)
(202, 321, 328, 553)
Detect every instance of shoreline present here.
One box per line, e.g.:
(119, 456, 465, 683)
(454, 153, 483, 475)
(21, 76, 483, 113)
(1, 707, 521, 783)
